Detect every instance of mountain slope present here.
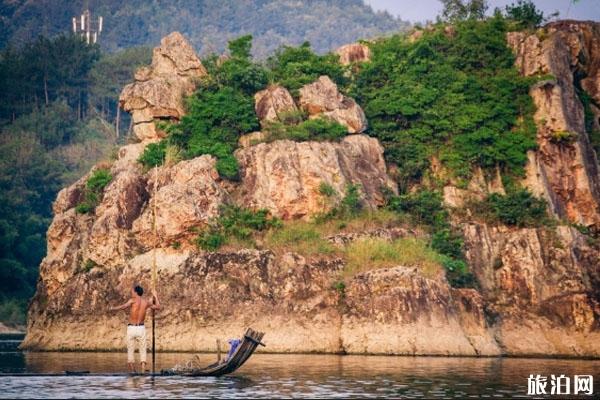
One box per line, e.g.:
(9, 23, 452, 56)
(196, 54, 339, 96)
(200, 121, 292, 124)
(0, 0, 409, 56)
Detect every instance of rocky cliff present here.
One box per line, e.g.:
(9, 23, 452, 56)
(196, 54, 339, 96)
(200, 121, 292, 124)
(22, 25, 600, 357)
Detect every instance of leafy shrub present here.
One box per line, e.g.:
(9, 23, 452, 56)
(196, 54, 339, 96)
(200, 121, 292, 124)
(264, 117, 347, 143)
(441, 257, 475, 287)
(319, 182, 336, 197)
(504, 0, 548, 29)
(431, 228, 464, 259)
(80, 259, 98, 273)
(196, 205, 281, 251)
(75, 167, 112, 214)
(340, 184, 362, 216)
(318, 184, 363, 221)
(167, 86, 258, 179)
(267, 41, 347, 94)
(483, 189, 548, 227)
(138, 140, 166, 168)
(387, 190, 448, 229)
(196, 230, 226, 251)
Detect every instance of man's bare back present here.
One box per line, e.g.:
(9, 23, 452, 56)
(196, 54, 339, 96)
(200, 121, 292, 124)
(110, 285, 161, 372)
(129, 296, 150, 325)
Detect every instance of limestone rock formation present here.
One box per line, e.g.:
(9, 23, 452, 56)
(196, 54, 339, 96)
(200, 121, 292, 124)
(21, 26, 600, 357)
(235, 134, 396, 219)
(335, 43, 371, 65)
(119, 32, 206, 142)
(22, 248, 498, 355)
(132, 156, 226, 247)
(507, 21, 600, 229)
(463, 223, 600, 356)
(254, 85, 298, 126)
(35, 148, 223, 299)
(299, 76, 367, 133)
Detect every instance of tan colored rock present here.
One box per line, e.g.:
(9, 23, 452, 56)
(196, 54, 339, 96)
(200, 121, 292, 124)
(508, 22, 600, 229)
(335, 43, 371, 65)
(132, 155, 226, 247)
(235, 135, 396, 220)
(119, 32, 206, 142)
(342, 266, 499, 356)
(151, 32, 207, 77)
(22, 249, 498, 355)
(298, 76, 367, 133)
(463, 223, 600, 356)
(254, 85, 298, 126)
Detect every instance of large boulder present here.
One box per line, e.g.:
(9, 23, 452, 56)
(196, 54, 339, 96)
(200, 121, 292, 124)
(335, 43, 371, 65)
(254, 85, 298, 126)
(298, 76, 367, 133)
(132, 155, 226, 248)
(235, 134, 396, 220)
(119, 32, 206, 142)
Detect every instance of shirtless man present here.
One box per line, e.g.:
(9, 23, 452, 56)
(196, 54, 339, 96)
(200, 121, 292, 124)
(110, 285, 160, 373)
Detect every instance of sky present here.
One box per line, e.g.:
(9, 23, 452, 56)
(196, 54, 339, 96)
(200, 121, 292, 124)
(364, 0, 600, 23)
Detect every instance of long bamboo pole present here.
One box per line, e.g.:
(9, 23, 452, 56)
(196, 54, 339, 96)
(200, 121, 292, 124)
(151, 165, 158, 374)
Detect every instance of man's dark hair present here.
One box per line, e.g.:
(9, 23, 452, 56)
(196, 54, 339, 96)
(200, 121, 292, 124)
(134, 285, 144, 296)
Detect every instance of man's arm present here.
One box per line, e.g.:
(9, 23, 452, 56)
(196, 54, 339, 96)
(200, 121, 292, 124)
(109, 299, 132, 311)
(149, 290, 161, 310)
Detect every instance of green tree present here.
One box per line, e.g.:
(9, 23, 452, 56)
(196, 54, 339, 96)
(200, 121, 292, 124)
(439, 0, 489, 22)
(504, 0, 549, 29)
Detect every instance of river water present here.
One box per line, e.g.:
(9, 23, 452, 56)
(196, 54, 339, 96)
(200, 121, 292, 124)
(1, 334, 599, 398)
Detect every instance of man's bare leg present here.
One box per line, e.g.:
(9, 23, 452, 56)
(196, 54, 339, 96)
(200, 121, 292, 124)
(128, 362, 135, 373)
(140, 361, 147, 373)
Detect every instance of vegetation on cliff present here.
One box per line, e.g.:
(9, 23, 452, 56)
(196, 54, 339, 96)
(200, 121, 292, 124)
(352, 14, 538, 189)
(139, 9, 557, 289)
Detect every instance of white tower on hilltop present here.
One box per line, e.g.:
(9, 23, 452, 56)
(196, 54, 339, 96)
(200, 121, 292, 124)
(72, 9, 103, 44)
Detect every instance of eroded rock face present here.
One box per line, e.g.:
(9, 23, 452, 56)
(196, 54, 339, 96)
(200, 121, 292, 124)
(33, 148, 224, 299)
(463, 223, 600, 356)
(234, 135, 396, 219)
(22, 249, 497, 355)
(119, 32, 206, 142)
(254, 85, 298, 126)
(335, 43, 371, 65)
(507, 21, 600, 229)
(132, 156, 226, 247)
(299, 76, 367, 133)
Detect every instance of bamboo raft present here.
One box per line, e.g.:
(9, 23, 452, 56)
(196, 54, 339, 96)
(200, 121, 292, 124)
(163, 328, 265, 377)
(1, 328, 265, 378)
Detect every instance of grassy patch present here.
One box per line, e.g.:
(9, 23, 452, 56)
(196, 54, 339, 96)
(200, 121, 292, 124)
(342, 237, 443, 279)
(263, 220, 337, 256)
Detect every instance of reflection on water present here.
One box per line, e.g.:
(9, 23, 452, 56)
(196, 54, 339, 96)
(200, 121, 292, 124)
(1, 334, 599, 398)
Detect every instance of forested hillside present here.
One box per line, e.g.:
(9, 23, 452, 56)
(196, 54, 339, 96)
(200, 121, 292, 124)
(0, 36, 151, 326)
(0, 0, 408, 57)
